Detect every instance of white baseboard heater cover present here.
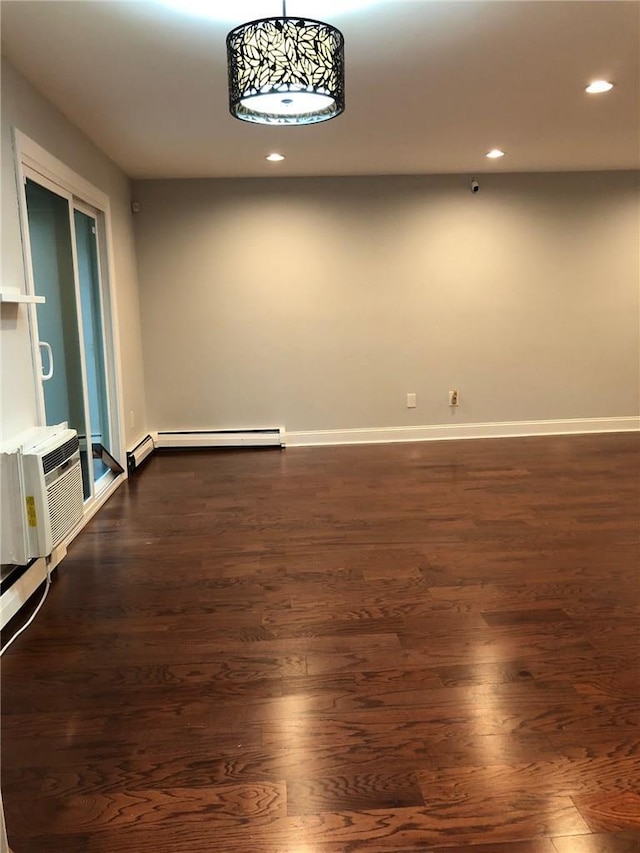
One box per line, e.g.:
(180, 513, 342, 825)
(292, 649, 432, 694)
(155, 428, 285, 449)
(127, 434, 155, 473)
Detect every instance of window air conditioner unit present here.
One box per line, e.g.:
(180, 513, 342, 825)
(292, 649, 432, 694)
(1, 425, 84, 566)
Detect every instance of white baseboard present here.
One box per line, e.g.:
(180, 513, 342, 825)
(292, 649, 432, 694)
(0, 475, 125, 632)
(286, 416, 640, 447)
(0, 558, 47, 630)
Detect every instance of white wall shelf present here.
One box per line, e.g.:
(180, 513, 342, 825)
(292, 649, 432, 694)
(0, 292, 45, 304)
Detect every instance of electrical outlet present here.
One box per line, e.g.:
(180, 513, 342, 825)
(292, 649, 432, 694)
(129, 409, 135, 429)
(449, 390, 459, 406)
(407, 393, 417, 409)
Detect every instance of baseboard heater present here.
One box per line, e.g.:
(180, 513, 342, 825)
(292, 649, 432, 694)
(126, 434, 155, 474)
(155, 428, 285, 449)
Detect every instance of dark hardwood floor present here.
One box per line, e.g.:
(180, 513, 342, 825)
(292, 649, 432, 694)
(2, 433, 639, 852)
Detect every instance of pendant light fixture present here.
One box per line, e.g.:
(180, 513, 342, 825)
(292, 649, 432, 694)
(226, 1, 345, 125)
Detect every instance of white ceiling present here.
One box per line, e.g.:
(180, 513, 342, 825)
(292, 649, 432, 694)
(1, 0, 638, 179)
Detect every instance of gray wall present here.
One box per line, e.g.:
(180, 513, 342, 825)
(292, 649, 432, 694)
(133, 171, 639, 434)
(1, 58, 148, 446)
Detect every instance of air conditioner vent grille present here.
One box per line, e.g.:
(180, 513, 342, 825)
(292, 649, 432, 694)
(47, 461, 84, 546)
(42, 435, 80, 475)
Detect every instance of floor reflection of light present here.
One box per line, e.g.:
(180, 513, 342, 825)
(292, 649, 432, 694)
(470, 642, 508, 766)
(65, 713, 79, 744)
(468, 642, 556, 825)
(275, 690, 326, 829)
(277, 692, 317, 751)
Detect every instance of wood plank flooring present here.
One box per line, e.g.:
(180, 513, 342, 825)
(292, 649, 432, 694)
(2, 433, 639, 852)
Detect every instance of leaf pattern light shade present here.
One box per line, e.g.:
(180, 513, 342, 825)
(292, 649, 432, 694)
(227, 17, 345, 125)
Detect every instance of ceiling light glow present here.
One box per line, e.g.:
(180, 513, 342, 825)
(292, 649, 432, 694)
(227, 13, 344, 125)
(157, 1, 377, 22)
(486, 149, 505, 159)
(266, 153, 285, 161)
(585, 80, 614, 94)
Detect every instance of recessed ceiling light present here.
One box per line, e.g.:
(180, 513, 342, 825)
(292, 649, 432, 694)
(486, 149, 505, 159)
(585, 80, 614, 94)
(266, 153, 285, 162)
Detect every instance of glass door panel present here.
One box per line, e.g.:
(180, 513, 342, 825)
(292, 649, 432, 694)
(74, 208, 112, 490)
(24, 178, 91, 499)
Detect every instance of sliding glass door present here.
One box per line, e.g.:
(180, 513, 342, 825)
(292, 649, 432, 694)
(23, 171, 120, 502)
(74, 206, 112, 488)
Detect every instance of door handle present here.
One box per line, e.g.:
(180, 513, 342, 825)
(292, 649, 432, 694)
(39, 341, 54, 381)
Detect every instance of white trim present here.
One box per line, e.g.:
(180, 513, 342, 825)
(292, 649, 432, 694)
(67, 191, 97, 501)
(14, 159, 49, 425)
(73, 204, 118, 485)
(0, 292, 45, 304)
(0, 559, 47, 630)
(155, 428, 285, 449)
(15, 130, 109, 210)
(285, 417, 640, 447)
(1, 792, 8, 853)
(98, 200, 127, 472)
(14, 130, 127, 488)
(0, 472, 125, 632)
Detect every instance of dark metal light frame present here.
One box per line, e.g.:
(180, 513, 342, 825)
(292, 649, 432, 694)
(226, 13, 345, 126)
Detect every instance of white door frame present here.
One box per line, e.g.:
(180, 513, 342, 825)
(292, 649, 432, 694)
(13, 130, 127, 487)
(21, 165, 99, 504)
